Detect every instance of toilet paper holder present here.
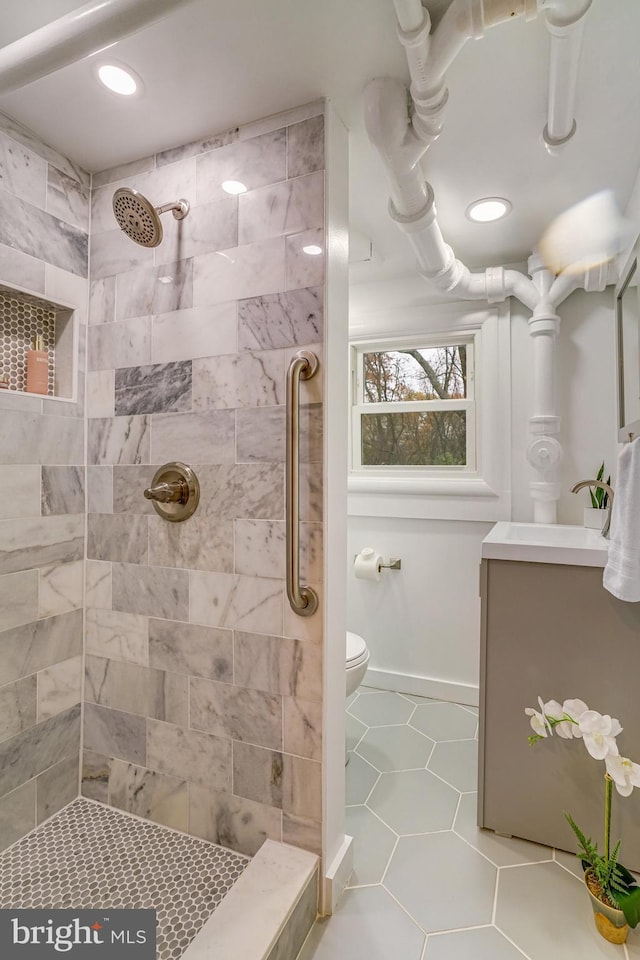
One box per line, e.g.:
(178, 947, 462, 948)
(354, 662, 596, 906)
(353, 555, 402, 572)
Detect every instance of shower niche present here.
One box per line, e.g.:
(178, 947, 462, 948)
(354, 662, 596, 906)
(0, 283, 78, 402)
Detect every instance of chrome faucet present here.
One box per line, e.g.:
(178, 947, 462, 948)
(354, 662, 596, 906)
(570, 480, 615, 538)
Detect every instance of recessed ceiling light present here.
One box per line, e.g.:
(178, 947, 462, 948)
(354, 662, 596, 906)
(222, 180, 248, 195)
(466, 197, 512, 222)
(97, 63, 139, 97)
(302, 245, 323, 256)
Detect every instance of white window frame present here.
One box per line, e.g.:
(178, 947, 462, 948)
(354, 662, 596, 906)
(348, 302, 511, 522)
(351, 335, 476, 475)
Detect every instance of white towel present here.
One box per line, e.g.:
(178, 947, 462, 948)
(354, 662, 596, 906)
(603, 437, 640, 602)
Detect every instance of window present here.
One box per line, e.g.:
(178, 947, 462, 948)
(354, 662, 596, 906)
(351, 338, 475, 473)
(347, 306, 511, 522)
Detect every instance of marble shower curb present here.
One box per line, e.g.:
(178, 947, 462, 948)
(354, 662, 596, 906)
(183, 839, 319, 960)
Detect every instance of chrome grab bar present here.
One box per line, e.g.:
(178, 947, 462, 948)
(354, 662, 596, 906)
(286, 350, 319, 617)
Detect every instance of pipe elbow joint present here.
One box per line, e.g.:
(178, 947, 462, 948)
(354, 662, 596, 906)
(541, 0, 592, 31)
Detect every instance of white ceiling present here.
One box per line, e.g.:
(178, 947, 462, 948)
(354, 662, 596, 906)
(1, 0, 639, 294)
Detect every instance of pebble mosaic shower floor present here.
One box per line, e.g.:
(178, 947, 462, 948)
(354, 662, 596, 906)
(0, 797, 249, 960)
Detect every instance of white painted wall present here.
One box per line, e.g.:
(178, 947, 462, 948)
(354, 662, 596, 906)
(347, 283, 618, 704)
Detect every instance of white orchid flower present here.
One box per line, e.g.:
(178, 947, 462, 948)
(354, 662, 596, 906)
(557, 698, 589, 739)
(605, 754, 640, 797)
(525, 706, 548, 737)
(577, 710, 622, 760)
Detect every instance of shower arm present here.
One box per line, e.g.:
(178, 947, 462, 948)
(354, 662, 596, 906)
(155, 200, 190, 221)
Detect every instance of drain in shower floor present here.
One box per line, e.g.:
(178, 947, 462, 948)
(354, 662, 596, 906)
(0, 797, 249, 960)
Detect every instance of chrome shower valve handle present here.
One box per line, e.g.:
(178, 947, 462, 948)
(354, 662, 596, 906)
(143, 479, 187, 504)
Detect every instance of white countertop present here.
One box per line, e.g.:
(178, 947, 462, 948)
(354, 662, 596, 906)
(481, 521, 609, 567)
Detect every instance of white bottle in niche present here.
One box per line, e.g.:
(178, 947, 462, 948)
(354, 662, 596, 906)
(26, 335, 49, 395)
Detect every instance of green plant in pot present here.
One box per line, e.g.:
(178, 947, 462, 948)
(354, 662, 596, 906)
(526, 697, 640, 944)
(582, 462, 611, 530)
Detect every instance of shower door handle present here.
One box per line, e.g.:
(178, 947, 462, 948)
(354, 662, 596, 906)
(286, 351, 319, 617)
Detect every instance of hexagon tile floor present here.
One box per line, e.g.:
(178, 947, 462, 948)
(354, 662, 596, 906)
(0, 797, 249, 960)
(300, 688, 639, 960)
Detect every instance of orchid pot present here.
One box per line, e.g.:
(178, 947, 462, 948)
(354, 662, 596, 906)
(526, 698, 640, 943)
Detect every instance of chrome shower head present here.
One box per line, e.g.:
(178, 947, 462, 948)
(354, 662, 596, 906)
(112, 187, 190, 247)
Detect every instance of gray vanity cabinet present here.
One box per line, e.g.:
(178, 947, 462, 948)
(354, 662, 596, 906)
(478, 558, 640, 869)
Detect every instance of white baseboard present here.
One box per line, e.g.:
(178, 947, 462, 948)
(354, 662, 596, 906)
(320, 834, 353, 916)
(363, 667, 479, 707)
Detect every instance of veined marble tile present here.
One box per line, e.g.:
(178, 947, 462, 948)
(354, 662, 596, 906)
(0, 410, 83, 465)
(190, 571, 283, 635)
(196, 129, 286, 204)
(0, 113, 87, 184)
(282, 753, 321, 819)
(47, 165, 90, 231)
(156, 197, 238, 267)
(151, 303, 237, 364)
(286, 229, 324, 291)
(0, 132, 47, 207)
(284, 697, 322, 761)
(238, 286, 323, 351)
(83, 702, 146, 766)
(89, 276, 116, 324)
(189, 784, 281, 857)
(0, 704, 80, 797)
(234, 520, 322, 582)
(112, 465, 156, 514)
(148, 619, 232, 683)
(0, 515, 84, 575)
(0, 674, 37, 742)
(0, 608, 82, 687)
(0, 243, 45, 293)
(112, 562, 189, 620)
(41, 465, 85, 516)
(36, 754, 78, 823)
(86, 607, 148, 665)
(38, 560, 83, 619)
(193, 237, 286, 307)
(90, 228, 153, 281)
(287, 115, 324, 179)
(0, 189, 87, 278)
(159, 127, 238, 168)
(37, 654, 82, 721)
(81, 749, 110, 802)
(148, 515, 233, 573)
(87, 415, 150, 465)
(89, 277, 116, 324)
(233, 632, 322, 702)
(87, 513, 148, 564)
(115, 360, 192, 416)
(115, 258, 193, 321)
(92, 155, 155, 189)
(0, 570, 38, 632)
(0, 781, 36, 852)
(300, 462, 322, 522)
(108, 758, 188, 832)
(0, 465, 40, 519)
(282, 813, 321, 857)
(238, 172, 324, 246)
(190, 677, 282, 749)
(232, 741, 283, 809)
(85, 655, 187, 726)
(87, 370, 115, 418)
(147, 718, 231, 789)
(88, 315, 151, 371)
(239, 103, 322, 141)
(43, 263, 89, 315)
(195, 463, 284, 521)
(0, 392, 42, 414)
(85, 560, 112, 610)
(236, 403, 322, 463)
(192, 350, 284, 411)
(87, 466, 113, 514)
(150, 410, 235, 464)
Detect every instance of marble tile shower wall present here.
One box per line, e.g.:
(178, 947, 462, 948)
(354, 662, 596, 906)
(83, 110, 325, 858)
(0, 113, 89, 850)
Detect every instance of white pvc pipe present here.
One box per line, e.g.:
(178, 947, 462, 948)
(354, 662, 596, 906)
(540, 0, 592, 150)
(393, 0, 426, 33)
(0, 0, 196, 94)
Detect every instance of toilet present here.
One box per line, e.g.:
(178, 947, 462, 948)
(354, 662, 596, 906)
(346, 631, 370, 696)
